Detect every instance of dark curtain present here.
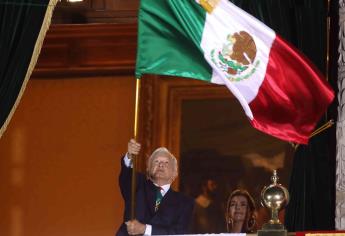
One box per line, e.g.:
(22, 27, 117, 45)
(284, 0, 338, 230)
(230, 0, 335, 231)
(284, 129, 335, 230)
(0, 0, 57, 137)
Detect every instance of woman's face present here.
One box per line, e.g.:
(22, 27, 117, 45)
(229, 195, 249, 223)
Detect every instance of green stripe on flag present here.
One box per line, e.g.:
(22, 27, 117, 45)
(135, 0, 213, 81)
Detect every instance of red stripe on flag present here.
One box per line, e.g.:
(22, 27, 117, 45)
(249, 35, 334, 144)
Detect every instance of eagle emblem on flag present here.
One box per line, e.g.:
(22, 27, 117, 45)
(211, 31, 260, 82)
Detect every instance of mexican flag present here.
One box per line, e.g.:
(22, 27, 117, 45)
(135, 0, 334, 144)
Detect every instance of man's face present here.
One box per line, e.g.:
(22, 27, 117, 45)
(206, 180, 217, 192)
(150, 156, 175, 184)
(205, 180, 218, 197)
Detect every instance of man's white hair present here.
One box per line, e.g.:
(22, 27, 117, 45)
(146, 147, 178, 182)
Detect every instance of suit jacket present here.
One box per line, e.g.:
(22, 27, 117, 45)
(116, 157, 194, 236)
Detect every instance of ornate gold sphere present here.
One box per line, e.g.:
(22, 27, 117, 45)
(260, 170, 289, 225)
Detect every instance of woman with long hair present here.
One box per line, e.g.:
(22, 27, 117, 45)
(225, 189, 257, 233)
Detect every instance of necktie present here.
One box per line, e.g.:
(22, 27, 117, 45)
(155, 187, 163, 212)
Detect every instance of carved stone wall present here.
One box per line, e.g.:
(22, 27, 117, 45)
(336, 0, 345, 229)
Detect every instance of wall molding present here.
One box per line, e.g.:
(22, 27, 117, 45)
(32, 23, 137, 78)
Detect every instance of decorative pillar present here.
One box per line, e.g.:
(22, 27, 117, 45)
(336, 0, 345, 229)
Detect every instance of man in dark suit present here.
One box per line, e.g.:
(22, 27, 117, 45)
(116, 139, 194, 236)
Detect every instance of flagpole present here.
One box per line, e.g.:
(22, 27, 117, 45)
(131, 78, 141, 220)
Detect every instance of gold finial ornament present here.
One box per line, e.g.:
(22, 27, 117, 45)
(258, 170, 289, 236)
(200, 0, 220, 13)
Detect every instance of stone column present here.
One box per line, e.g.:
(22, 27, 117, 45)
(336, 0, 345, 229)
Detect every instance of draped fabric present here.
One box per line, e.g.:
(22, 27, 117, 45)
(231, 0, 326, 71)
(230, 0, 334, 230)
(0, 0, 58, 138)
(285, 130, 335, 230)
(136, 0, 334, 144)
